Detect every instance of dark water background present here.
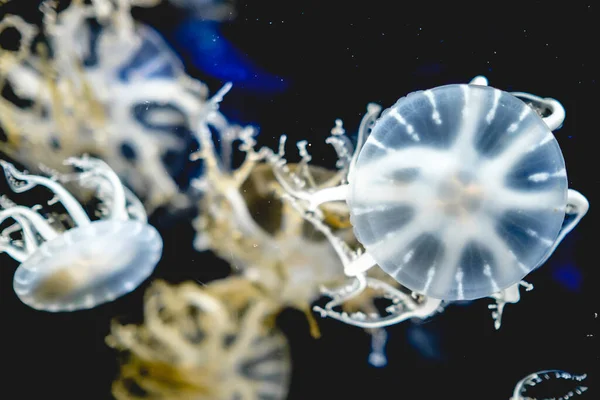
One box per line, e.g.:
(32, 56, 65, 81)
(1, 1, 598, 399)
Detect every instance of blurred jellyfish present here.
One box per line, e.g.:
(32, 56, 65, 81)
(0, 0, 225, 212)
(107, 277, 291, 400)
(0, 155, 162, 311)
(268, 75, 589, 330)
(511, 370, 588, 400)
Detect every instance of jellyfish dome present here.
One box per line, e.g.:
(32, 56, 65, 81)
(347, 83, 569, 300)
(14, 219, 161, 312)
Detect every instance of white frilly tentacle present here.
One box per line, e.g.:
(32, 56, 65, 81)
(1, 160, 91, 226)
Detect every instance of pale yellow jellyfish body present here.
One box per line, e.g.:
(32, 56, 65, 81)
(107, 278, 291, 400)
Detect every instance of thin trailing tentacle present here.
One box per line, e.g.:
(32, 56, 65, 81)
(0, 160, 91, 226)
(488, 280, 533, 330)
(315, 276, 443, 329)
(347, 103, 382, 183)
(367, 328, 389, 367)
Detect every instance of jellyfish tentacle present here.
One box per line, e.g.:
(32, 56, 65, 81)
(0, 161, 91, 226)
(3, 214, 40, 253)
(0, 207, 59, 242)
(535, 189, 589, 268)
(367, 327, 389, 367)
(63, 156, 129, 221)
(0, 236, 30, 262)
(511, 91, 566, 131)
(315, 277, 443, 329)
(347, 103, 382, 182)
(511, 369, 588, 400)
(488, 280, 532, 330)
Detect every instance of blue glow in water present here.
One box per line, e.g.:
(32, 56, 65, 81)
(551, 263, 583, 292)
(407, 324, 444, 361)
(173, 19, 288, 93)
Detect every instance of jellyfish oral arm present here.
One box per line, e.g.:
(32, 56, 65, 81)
(0, 237, 30, 262)
(488, 280, 533, 330)
(0, 161, 91, 226)
(315, 277, 443, 329)
(0, 207, 59, 261)
(535, 189, 589, 268)
(344, 252, 378, 276)
(467, 75, 565, 131)
(305, 184, 350, 211)
(63, 157, 129, 221)
(511, 91, 566, 131)
(0, 207, 58, 242)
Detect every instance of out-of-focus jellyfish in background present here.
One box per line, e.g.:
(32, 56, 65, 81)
(0, 155, 162, 311)
(267, 75, 589, 331)
(107, 277, 291, 400)
(511, 370, 588, 400)
(0, 0, 228, 213)
(189, 84, 442, 366)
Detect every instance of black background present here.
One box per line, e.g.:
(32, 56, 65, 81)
(1, 1, 598, 399)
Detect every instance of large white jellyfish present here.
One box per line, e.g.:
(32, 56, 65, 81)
(0, 155, 162, 311)
(269, 75, 588, 328)
(107, 278, 291, 400)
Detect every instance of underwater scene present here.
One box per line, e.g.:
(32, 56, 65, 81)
(1, 1, 597, 399)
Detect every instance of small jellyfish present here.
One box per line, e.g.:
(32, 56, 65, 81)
(275, 75, 588, 303)
(511, 370, 588, 400)
(107, 278, 291, 400)
(0, 155, 162, 311)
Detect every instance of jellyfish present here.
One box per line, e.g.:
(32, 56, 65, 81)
(188, 84, 420, 365)
(266, 75, 588, 329)
(190, 84, 362, 329)
(511, 370, 588, 400)
(0, 0, 222, 212)
(107, 278, 291, 400)
(0, 155, 162, 311)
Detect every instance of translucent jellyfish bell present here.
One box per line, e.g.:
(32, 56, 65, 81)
(346, 80, 588, 300)
(280, 76, 588, 306)
(0, 156, 162, 311)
